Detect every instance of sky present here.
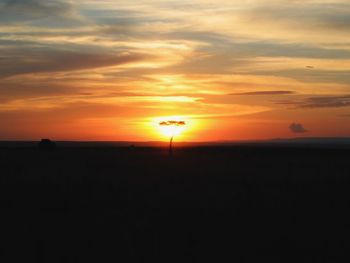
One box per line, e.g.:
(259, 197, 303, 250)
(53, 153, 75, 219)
(0, 0, 350, 141)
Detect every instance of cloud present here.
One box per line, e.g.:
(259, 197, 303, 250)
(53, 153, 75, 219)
(277, 95, 350, 109)
(253, 69, 350, 85)
(236, 1, 350, 43)
(159, 120, 186, 126)
(230, 91, 295, 96)
(0, 48, 152, 77)
(300, 95, 350, 108)
(289, 123, 307, 133)
(0, 81, 79, 103)
(0, 0, 79, 25)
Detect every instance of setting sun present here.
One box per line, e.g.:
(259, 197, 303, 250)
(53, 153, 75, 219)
(151, 116, 189, 139)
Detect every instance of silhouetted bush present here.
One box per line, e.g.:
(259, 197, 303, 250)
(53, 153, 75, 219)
(38, 139, 56, 151)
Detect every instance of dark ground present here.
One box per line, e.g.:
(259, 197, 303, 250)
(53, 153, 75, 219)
(1, 145, 350, 262)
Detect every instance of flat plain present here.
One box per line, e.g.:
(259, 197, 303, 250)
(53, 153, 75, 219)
(1, 145, 350, 262)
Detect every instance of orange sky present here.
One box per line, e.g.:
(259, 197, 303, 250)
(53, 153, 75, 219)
(1, 0, 350, 141)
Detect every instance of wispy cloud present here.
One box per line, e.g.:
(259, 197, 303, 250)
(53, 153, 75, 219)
(277, 95, 350, 109)
(0, 0, 81, 25)
(300, 95, 350, 108)
(230, 91, 295, 96)
(0, 49, 152, 78)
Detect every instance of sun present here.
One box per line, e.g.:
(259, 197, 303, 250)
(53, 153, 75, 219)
(152, 116, 188, 139)
(159, 121, 186, 137)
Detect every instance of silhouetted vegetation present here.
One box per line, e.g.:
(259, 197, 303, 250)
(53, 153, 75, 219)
(159, 120, 186, 156)
(1, 145, 350, 262)
(38, 139, 56, 151)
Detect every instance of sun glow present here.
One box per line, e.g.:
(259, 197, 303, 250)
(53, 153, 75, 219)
(152, 116, 189, 139)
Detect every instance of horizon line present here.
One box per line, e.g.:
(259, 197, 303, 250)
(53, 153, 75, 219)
(1, 136, 350, 143)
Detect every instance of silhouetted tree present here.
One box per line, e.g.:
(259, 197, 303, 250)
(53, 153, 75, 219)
(159, 121, 186, 156)
(38, 139, 56, 151)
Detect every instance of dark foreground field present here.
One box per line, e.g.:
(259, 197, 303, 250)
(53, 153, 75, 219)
(1, 146, 350, 262)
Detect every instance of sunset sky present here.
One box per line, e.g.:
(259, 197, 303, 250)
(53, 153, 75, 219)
(1, 0, 350, 141)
